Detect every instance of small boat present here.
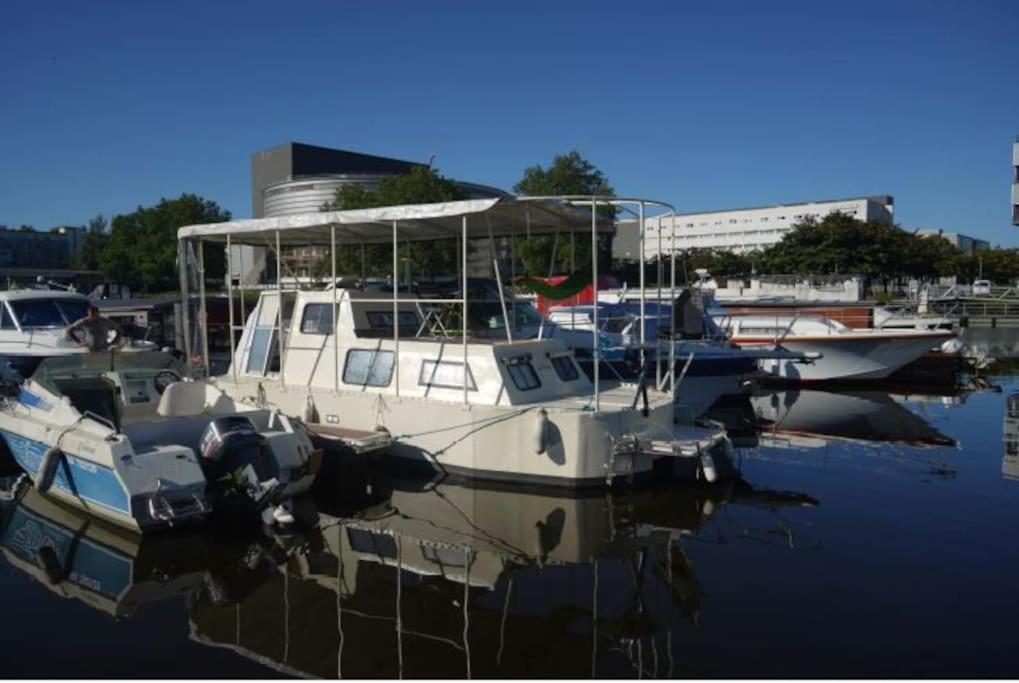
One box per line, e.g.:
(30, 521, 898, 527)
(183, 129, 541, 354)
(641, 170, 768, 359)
(0, 350, 318, 532)
(713, 310, 955, 382)
(0, 288, 157, 382)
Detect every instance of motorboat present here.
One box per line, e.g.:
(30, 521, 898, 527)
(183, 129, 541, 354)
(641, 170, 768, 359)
(177, 197, 734, 489)
(0, 477, 208, 617)
(713, 310, 955, 382)
(0, 289, 158, 382)
(0, 350, 318, 532)
(542, 295, 816, 418)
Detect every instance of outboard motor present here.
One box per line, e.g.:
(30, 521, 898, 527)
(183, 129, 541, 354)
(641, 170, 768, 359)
(199, 416, 267, 483)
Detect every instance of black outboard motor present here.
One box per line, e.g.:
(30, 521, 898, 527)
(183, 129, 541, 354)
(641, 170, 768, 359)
(199, 416, 268, 484)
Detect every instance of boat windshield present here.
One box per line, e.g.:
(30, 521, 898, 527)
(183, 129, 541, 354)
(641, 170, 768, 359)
(31, 351, 186, 394)
(8, 298, 89, 329)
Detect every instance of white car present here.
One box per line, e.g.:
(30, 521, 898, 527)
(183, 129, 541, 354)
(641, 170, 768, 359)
(972, 279, 992, 296)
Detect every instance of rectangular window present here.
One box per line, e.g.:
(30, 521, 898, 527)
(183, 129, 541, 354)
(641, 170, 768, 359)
(550, 355, 579, 381)
(503, 355, 540, 391)
(419, 360, 477, 390)
(343, 349, 395, 387)
(300, 303, 334, 334)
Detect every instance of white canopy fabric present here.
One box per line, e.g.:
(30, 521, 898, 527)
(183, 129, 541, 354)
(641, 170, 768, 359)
(177, 197, 613, 245)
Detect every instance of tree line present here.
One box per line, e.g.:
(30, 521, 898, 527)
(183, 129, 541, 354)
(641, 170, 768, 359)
(47, 151, 1015, 294)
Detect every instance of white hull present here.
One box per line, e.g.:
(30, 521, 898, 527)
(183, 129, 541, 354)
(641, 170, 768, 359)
(739, 334, 948, 381)
(215, 377, 729, 488)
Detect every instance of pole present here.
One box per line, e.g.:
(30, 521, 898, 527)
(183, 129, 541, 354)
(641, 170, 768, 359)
(669, 211, 677, 394)
(393, 220, 400, 398)
(332, 225, 339, 393)
(178, 240, 192, 371)
(592, 196, 600, 413)
(227, 234, 237, 383)
(462, 215, 469, 406)
(275, 230, 285, 388)
(198, 239, 210, 378)
(487, 215, 512, 343)
(638, 202, 646, 369)
(656, 210, 663, 389)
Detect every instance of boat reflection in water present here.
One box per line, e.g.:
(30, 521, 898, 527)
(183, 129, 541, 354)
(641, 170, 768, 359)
(186, 473, 817, 678)
(709, 386, 957, 453)
(0, 478, 209, 619)
(1003, 393, 1019, 481)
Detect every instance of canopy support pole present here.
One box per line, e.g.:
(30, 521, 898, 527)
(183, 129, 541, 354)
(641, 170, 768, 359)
(178, 239, 192, 372)
(669, 211, 677, 394)
(276, 230, 285, 388)
(656, 213, 663, 389)
(638, 202, 646, 369)
(393, 220, 400, 398)
(332, 225, 339, 393)
(227, 234, 237, 383)
(592, 197, 599, 413)
(486, 215, 512, 343)
(198, 239, 210, 378)
(462, 215, 469, 406)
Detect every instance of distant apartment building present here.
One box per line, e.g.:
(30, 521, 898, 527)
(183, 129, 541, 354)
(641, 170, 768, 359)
(0, 225, 85, 268)
(1012, 138, 1018, 226)
(915, 228, 989, 254)
(613, 195, 894, 259)
(235, 142, 508, 284)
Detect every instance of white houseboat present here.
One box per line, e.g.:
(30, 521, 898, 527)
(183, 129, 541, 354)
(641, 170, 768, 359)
(176, 198, 733, 488)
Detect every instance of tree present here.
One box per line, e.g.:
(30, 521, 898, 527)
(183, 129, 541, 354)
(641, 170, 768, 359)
(101, 194, 230, 293)
(512, 150, 616, 275)
(327, 166, 465, 279)
(72, 213, 109, 270)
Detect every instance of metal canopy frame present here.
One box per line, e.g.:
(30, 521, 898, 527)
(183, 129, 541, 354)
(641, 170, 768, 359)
(178, 195, 676, 412)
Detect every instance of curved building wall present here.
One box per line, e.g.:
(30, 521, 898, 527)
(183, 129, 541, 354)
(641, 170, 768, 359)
(262, 174, 391, 217)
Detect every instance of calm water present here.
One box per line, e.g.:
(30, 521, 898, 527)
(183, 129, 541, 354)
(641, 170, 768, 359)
(1, 352, 1018, 677)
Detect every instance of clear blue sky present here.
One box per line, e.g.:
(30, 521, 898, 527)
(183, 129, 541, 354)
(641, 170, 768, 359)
(2, 0, 1017, 243)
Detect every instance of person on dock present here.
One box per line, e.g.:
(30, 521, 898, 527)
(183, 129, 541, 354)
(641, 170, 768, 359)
(65, 304, 124, 351)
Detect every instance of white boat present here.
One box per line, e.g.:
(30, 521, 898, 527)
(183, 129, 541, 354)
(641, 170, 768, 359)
(0, 288, 162, 384)
(176, 197, 733, 489)
(713, 311, 954, 382)
(0, 350, 318, 532)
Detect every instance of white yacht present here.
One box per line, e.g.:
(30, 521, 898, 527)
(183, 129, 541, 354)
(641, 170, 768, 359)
(713, 310, 954, 382)
(177, 197, 733, 489)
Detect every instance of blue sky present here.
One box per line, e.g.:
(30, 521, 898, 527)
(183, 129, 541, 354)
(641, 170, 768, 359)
(1, 0, 1017, 244)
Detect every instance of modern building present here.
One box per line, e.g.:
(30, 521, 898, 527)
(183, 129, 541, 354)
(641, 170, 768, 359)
(915, 229, 990, 254)
(0, 225, 86, 268)
(238, 142, 509, 283)
(1012, 138, 1018, 226)
(614, 195, 895, 259)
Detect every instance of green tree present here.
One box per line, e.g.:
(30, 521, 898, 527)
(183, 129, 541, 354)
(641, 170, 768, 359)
(101, 194, 230, 293)
(326, 166, 465, 279)
(513, 150, 615, 275)
(72, 213, 109, 270)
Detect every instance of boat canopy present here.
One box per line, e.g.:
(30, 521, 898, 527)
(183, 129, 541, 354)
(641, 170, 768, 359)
(177, 197, 614, 246)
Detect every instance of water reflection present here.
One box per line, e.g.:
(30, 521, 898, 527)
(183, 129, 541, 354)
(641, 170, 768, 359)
(1004, 393, 1019, 481)
(0, 469, 817, 678)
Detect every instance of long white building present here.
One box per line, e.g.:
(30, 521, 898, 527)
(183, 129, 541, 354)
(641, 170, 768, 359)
(614, 195, 894, 259)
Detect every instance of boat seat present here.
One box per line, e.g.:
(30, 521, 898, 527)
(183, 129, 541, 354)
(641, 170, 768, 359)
(157, 381, 229, 417)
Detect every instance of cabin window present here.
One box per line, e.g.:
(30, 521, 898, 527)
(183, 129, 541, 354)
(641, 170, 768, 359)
(502, 355, 540, 391)
(244, 294, 290, 375)
(550, 355, 580, 382)
(343, 349, 394, 387)
(8, 299, 89, 329)
(737, 326, 785, 336)
(419, 360, 477, 391)
(300, 303, 334, 335)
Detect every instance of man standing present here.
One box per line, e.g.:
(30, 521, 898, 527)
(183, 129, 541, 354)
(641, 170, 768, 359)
(65, 304, 124, 351)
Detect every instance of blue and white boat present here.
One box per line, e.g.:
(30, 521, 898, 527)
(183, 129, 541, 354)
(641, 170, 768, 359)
(0, 351, 319, 533)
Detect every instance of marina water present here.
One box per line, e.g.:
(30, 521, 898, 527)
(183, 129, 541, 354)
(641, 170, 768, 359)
(0, 330, 1016, 677)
